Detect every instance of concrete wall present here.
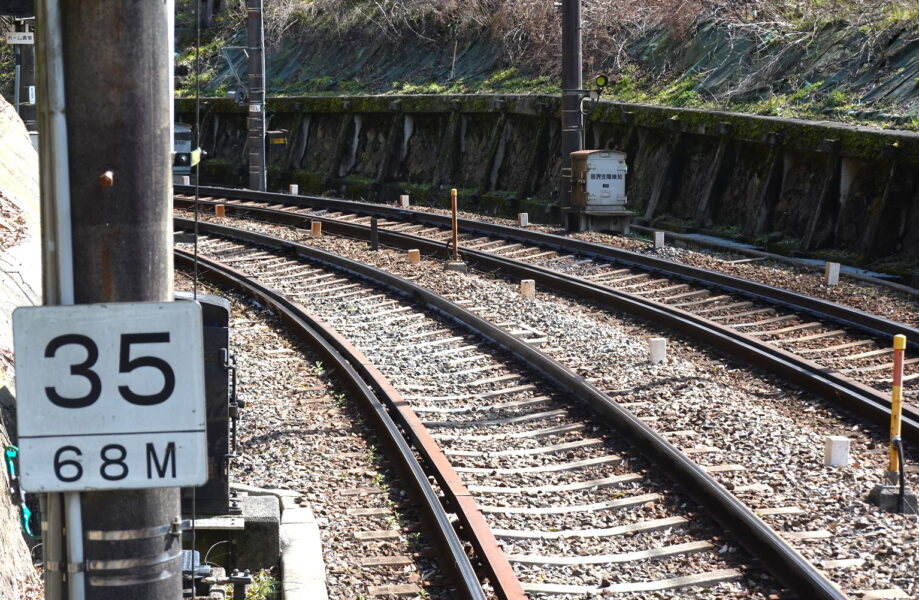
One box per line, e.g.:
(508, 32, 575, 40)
(176, 95, 919, 270)
(0, 97, 40, 600)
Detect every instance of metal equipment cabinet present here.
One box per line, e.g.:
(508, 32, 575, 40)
(176, 292, 238, 515)
(567, 150, 632, 233)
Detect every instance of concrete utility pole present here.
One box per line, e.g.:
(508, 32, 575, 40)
(560, 0, 584, 220)
(52, 1, 179, 598)
(247, 0, 266, 191)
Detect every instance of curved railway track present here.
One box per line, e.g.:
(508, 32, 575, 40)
(175, 185, 919, 444)
(173, 217, 858, 599)
(176, 265, 487, 598)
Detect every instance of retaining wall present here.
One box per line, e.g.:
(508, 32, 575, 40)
(176, 95, 919, 271)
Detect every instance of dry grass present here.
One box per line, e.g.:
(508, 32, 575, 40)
(255, 0, 916, 75)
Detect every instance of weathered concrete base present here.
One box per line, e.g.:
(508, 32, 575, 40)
(567, 209, 632, 234)
(228, 483, 328, 600)
(235, 494, 281, 570)
(868, 483, 919, 514)
(280, 496, 328, 600)
(444, 260, 468, 273)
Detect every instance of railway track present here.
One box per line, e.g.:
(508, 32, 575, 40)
(174, 185, 919, 444)
(176, 269, 486, 599)
(173, 218, 863, 599)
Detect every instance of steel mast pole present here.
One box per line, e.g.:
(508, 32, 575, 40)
(15, 19, 37, 131)
(247, 0, 266, 191)
(57, 1, 181, 598)
(560, 0, 583, 230)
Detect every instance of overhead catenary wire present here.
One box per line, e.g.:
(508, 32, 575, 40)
(191, 0, 202, 564)
(193, 0, 201, 300)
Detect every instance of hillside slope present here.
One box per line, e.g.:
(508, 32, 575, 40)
(0, 95, 40, 600)
(172, 1, 919, 128)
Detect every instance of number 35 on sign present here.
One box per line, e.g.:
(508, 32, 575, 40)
(13, 302, 207, 492)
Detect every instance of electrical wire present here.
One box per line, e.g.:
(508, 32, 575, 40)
(191, 0, 201, 565)
(193, 0, 201, 301)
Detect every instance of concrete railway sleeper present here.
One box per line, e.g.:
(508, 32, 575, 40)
(174, 190, 919, 443)
(174, 220, 853, 599)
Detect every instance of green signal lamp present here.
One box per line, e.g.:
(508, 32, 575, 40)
(595, 74, 609, 88)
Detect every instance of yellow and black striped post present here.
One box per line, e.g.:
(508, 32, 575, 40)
(888, 334, 906, 473)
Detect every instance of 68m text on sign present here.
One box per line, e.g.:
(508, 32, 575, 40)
(13, 302, 207, 492)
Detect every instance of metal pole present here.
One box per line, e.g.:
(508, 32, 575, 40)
(58, 2, 181, 598)
(17, 20, 37, 131)
(14, 43, 21, 114)
(450, 188, 459, 261)
(560, 0, 583, 227)
(36, 2, 78, 597)
(888, 335, 906, 474)
(247, 0, 266, 191)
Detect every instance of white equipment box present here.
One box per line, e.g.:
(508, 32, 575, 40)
(582, 150, 628, 208)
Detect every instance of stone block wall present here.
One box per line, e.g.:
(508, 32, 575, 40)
(176, 94, 919, 271)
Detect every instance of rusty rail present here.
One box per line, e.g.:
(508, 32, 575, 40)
(174, 249, 524, 600)
(174, 195, 919, 442)
(175, 218, 849, 600)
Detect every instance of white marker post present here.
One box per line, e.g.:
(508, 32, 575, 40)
(649, 337, 667, 364)
(825, 262, 840, 286)
(824, 436, 850, 467)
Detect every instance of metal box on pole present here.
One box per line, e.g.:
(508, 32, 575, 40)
(567, 150, 632, 233)
(176, 292, 239, 516)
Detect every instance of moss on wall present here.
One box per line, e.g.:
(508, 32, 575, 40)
(177, 94, 919, 273)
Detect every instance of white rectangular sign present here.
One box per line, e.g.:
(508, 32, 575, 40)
(13, 302, 207, 492)
(5, 32, 34, 44)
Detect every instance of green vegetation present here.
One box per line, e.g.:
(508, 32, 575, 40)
(168, 1, 916, 129)
(0, 45, 13, 101)
(246, 569, 279, 600)
(8, 1, 912, 128)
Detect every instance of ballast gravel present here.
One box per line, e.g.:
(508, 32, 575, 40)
(174, 273, 453, 600)
(403, 204, 919, 327)
(187, 208, 919, 599)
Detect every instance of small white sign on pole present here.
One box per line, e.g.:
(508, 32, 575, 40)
(5, 32, 34, 45)
(13, 302, 207, 492)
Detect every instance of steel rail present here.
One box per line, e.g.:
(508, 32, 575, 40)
(174, 201, 919, 442)
(175, 185, 919, 350)
(173, 250, 519, 600)
(175, 217, 850, 600)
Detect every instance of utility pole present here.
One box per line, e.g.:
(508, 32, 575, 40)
(247, 0, 266, 191)
(14, 18, 37, 131)
(39, 1, 180, 598)
(560, 0, 583, 228)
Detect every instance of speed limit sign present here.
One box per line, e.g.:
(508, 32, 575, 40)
(13, 302, 207, 492)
